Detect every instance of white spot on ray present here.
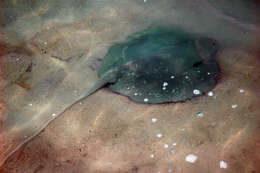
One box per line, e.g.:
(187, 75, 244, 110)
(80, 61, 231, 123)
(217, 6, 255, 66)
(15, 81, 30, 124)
(219, 160, 228, 169)
(162, 82, 168, 87)
(193, 89, 201, 95)
(185, 154, 198, 163)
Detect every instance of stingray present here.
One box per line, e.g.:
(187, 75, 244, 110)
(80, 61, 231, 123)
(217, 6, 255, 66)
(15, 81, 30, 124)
(0, 26, 220, 166)
(77, 26, 220, 104)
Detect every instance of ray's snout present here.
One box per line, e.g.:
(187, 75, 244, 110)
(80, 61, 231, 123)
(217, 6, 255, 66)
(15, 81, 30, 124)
(195, 37, 219, 62)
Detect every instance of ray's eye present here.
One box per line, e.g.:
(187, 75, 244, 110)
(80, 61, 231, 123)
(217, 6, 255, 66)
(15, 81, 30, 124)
(193, 61, 203, 67)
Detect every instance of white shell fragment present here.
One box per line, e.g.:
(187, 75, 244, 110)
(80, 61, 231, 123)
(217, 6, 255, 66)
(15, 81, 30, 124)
(219, 160, 228, 169)
(156, 133, 163, 138)
(152, 118, 157, 123)
(196, 112, 204, 117)
(185, 154, 198, 163)
(208, 91, 214, 96)
(164, 144, 169, 148)
(232, 104, 238, 109)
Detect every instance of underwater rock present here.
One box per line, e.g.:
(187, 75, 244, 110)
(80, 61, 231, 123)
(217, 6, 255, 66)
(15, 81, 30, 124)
(77, 26, 220, 104)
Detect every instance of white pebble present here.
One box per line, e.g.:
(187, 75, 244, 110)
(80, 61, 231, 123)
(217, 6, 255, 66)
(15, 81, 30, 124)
(207, 72, 211, 75)
(185, 76, 189, 79)
(163, 82, 168, 87)
(208, 91, 214, 96)
(28, 103, 33, 106)
(150, 154, 154, 158)
(144, 98, 149, 102)
(156, 133, 163, 138)
(152, 118, 157, 123)
(52, 113, 56, 117)
(44, 42, 47, 45)
(164, 144, 169, 148)
(185, 154, 198, 163)
(193, 89, 201, 95)
(172, 142, 177, 146)
(170, 76, 175, 79)
(232, 104, 238, 109)
(134, 93, 138, 96)
(219, 160, 228, 169)
(162, 87, 166, 90)
(239, 89, 245, 93)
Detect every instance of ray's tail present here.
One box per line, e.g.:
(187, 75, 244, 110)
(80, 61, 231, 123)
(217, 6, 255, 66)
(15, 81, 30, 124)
(73, 70, 116, 105)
